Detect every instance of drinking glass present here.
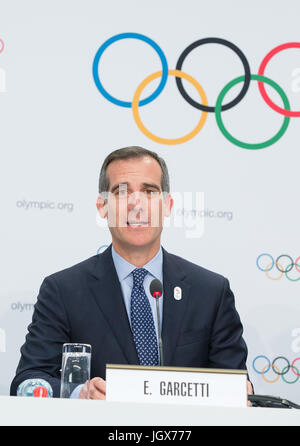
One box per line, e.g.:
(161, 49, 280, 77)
(60, 343, 91, 398)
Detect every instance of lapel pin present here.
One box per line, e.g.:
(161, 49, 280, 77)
(174, 286, 182, 301)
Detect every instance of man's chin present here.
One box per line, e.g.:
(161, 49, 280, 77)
(110, 227, 161, 249)
(124, 233, 155, 247)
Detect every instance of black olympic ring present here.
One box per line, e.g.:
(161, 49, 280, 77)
(275, 255, 294, 273)
(175, 37, 251, 113)
(272, 356, 290, 375)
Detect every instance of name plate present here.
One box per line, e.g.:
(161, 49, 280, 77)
(106, 364, 247, 407)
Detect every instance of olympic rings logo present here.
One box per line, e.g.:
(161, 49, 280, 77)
(252, 355, 300, 384)
(97, 244, 109, 255)
(256, 254, 300, 281)
(92, 33, 300, 149)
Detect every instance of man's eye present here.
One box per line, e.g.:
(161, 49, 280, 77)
(117, 189, 127, 196)
(146, 190, 159, 196)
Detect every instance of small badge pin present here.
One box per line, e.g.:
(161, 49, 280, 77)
(174, 286, 182, 301)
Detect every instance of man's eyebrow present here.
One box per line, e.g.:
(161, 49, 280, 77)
(109, 182, 161, 193)
(142, 183, 161, 191)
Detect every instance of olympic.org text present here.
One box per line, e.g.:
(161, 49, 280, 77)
(96, 189, 233, 239)
(11, 302, 35, 312)
(176, 208, 233, 221)
(16, 199, 74, 213)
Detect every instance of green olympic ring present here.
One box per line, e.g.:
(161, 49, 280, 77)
(215, 74, 290, 150)
(281, 365, 300, 384)
(284, 263, 300, 282)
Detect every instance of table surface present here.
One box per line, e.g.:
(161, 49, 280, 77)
(0, 396, 300, 426)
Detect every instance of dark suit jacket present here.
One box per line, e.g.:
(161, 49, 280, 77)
(10, 245, 248, 397)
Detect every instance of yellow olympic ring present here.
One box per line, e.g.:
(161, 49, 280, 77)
(132, 69, 208, 145)
(262, 363, 281, 383)
(265, 262, 284, 281)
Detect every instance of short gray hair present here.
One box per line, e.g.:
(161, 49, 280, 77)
(99, 146, 170, 193)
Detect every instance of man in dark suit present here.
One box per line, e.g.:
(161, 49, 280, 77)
(10, 146, 251, 399)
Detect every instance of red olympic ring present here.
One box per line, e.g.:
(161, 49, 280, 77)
(295, 256, 300, 274)
(291, 357, 300, 376)
(0, 39, 4, 54)
(258, 42, 300, 117)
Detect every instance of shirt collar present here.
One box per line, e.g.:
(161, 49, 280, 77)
(111, 245, 163, 283)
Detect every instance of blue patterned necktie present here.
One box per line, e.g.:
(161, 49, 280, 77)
(130, 268, 159, 366)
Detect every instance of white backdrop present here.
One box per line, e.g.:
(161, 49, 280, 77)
(1, 0, 300, 402)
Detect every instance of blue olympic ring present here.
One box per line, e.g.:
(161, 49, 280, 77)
(92, 32, 168, 108)
(256, 253, 274, 272)
(252, 355, 271, 374)
(97, 244, 109, 255)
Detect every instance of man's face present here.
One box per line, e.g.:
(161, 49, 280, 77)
(97, 156, 173, 251)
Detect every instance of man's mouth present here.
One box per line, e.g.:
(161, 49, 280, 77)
(127, 221, 149, 227)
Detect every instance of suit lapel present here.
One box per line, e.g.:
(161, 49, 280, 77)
(162, 248, 191, 365)
(89, 245, 139, 364)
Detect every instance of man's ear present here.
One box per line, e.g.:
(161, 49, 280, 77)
(163, 193, 174, 218)
(96, 193, 108, 218)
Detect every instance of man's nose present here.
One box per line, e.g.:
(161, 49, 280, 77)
(127, 191, 148, 211)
